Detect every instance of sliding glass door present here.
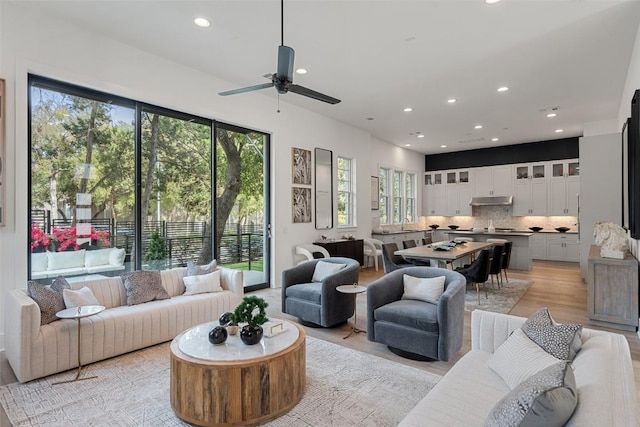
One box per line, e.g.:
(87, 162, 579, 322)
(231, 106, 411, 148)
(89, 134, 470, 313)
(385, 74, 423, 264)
(214, 122, 270, 290)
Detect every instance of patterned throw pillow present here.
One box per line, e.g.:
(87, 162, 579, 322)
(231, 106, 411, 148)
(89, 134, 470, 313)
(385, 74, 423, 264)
(485, 362, 578, 427)
(121, 271, 170, 306)
(27, 276, 70, 325)
(522, 307, 583, 361)
(186, 259, 217, 277)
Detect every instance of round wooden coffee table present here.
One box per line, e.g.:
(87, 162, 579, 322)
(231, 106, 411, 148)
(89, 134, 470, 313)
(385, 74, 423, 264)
(170, 319, 306, 427)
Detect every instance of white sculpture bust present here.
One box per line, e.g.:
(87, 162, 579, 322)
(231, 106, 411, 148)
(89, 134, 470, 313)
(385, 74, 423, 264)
(593, 221, 628, 259)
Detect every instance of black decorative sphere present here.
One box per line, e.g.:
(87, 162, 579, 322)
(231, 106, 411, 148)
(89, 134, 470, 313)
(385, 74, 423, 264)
(240, 325, 263, 345)
(208, 326, 228, 345)
(218, 312, 233, 326)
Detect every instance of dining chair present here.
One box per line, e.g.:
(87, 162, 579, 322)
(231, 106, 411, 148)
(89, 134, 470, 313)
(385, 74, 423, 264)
(363, 238, 384, 271)
(454, 248, 492, 304)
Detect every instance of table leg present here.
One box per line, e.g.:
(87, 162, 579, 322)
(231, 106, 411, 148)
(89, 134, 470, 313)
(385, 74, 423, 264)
(53, 317, 98, 385)
(343, 294, 366, 339)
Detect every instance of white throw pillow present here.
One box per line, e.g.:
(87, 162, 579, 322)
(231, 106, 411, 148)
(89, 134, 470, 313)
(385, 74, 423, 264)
(183, 270, 222, 295)
(31, 252, 48, 272)
(312, 261, 346, 282)
(48, 250, 86, 270)
(84, 248, 112, 267)
(401, 275, 446, 304)
(63, 286, 100, 308)
(488, 328, 561, 389)
(109, 247, 126, 266)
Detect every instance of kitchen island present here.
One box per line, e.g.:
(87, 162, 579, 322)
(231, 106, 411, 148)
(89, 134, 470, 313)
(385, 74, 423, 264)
(445, 230, 533, 270)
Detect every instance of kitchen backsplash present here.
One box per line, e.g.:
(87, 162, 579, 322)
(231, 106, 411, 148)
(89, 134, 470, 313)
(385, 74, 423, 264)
(374, 205, 577, 233)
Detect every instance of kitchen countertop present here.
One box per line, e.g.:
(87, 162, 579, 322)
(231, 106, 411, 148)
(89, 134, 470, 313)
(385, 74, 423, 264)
(371, 229, 431, 235)
(446, 230, 534, 237)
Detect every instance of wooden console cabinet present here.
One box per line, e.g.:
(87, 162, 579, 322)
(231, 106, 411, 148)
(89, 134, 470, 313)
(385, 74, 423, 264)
(314, 239, 364, 266)
(587, 245, 638, 331)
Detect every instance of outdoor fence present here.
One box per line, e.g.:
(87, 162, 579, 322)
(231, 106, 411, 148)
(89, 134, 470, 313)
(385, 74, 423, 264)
(31, 211, 263, 270)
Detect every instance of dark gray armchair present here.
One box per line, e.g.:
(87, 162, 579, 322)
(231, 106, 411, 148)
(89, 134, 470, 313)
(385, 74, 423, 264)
(366, 266, 466, 361)
(282, 257, 360, 327)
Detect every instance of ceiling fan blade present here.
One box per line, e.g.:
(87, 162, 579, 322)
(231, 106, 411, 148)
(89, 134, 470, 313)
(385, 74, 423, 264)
(277, 45, 295, 82)
(218, 82, 274, 96)
(288, 84, 341, 104)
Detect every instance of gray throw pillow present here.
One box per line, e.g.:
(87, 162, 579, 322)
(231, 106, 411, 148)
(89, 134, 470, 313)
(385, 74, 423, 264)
(522, 307, 582, 361)
(121, 271, 170, 306)
(27, 276, 70, 325)
(186, 259, 217, 277)
(485, 362, 578, 427)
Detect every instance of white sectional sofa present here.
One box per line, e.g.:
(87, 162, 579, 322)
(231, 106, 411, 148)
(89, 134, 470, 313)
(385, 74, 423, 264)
(30, 247, 126, 279)
(6, 266, 243, 383)
(400, 310, 639, 427)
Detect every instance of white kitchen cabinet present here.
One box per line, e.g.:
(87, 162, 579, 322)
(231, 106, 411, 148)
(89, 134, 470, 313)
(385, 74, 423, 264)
(513, 180, 547, 216)
(546, 234, 579, 262)
(514, 162, 547, 181)
(372, 231, 427, 245)
(423, 172, 445, 216)
(445, 175, 472, 216)
(530, 233, 547, 260)
(473, 165, 513, 197)
(548, 159, 579, 216)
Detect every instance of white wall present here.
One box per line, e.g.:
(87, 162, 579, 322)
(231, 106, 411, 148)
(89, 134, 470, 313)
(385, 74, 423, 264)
(0, 3, 421, 349)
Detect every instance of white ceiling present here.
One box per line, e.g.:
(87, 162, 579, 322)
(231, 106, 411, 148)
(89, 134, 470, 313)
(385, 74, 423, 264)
(16, 0, 640, 154)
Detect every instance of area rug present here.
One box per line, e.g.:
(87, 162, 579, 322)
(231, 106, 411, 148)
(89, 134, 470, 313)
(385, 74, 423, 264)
(0, 336, 441, 427)
(464, 278, 533, 314)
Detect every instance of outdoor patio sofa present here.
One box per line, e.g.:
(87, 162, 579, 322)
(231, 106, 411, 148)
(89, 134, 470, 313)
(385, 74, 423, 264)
(6, 266, 243, 382)
(30, 248, 126, 280)
(399, 309, 639, 426)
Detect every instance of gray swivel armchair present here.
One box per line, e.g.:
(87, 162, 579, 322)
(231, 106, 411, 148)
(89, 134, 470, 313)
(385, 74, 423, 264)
(282, 257, 360, 327)
(366, 266, 466, 361)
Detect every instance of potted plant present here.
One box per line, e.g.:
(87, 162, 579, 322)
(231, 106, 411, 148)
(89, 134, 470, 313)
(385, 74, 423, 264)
(30, 224, 51, 253)
(231, 296, 269, 345)
(145, 229, 168, 270)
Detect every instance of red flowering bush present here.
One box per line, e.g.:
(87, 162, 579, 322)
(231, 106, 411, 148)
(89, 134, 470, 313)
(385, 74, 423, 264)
(30, 224, 51, 252)
(52, 226, 111, 252)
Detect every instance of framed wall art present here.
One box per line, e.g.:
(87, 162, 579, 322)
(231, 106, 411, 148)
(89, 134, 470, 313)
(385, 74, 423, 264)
(291, 147, 312, 185)
(292, 187, 312, 223)
(370, 176, 379, 210)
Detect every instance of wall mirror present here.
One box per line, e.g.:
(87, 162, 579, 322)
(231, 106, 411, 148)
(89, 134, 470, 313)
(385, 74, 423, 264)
(315, 148, 333, 229)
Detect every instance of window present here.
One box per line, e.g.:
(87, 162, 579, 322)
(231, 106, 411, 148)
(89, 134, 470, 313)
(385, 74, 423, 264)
(406, 173, 416, 222)
(28, 76, 271, 289)
(337, 156, 355, 227)
(379, 167, 390, 224)
(378, 166, 416, 225)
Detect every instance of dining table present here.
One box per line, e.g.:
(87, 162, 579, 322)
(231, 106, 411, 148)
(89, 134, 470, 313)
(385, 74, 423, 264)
(394, 241, 494, 268)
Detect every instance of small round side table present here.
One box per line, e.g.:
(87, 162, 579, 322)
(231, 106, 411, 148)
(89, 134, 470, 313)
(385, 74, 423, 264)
(53, 305, 105, 385)
(336, 284, 367, 339)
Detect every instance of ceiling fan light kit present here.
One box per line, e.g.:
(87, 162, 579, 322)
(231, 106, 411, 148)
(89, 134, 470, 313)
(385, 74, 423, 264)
(219, 0, 340, 105)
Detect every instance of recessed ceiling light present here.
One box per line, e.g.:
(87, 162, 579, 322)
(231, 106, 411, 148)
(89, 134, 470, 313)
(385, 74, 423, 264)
(404, 144, 411, 147)
(194, 17, 210, 28)
(555, 129, 564, 133)
(447, 98, 457, 103)
(403, 107, 413, 112)
(417, 134, 425, 138)
(497, 86, 509, 92)
(485, 0, 501, 4)
(440, 145, 447, 148)
(546, 113, 557, 118)
(366, 117, 374, 121)
(296, 68, 307, 74)
(474, 125, 483, 129)
(491, 138, 499, 142)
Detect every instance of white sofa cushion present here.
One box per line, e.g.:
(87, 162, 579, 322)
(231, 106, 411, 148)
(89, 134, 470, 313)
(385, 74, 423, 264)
(402, 274, 445, 304)
(312, 261, 345, 282)
(47, 249, 86, 270)
(63, 286, 100, 308)
(183, 270, 222, 295)
(487, 328, 561, 389)
(85, 248, 112, 267)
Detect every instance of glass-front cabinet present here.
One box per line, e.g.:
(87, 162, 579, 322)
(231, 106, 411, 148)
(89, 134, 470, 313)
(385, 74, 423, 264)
(551, 160, 580, 179)
(515, 163, 546, 180)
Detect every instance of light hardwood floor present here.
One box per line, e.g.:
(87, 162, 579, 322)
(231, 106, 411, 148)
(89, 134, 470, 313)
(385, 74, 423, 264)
(1, 260, 638, 426)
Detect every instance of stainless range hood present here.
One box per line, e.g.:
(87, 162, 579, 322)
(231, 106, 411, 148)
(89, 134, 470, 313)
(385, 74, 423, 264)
(469, 196, 513, 206)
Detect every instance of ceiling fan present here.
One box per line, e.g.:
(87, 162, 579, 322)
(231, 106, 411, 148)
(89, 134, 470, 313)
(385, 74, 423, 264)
(218, 0, 341, 105)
